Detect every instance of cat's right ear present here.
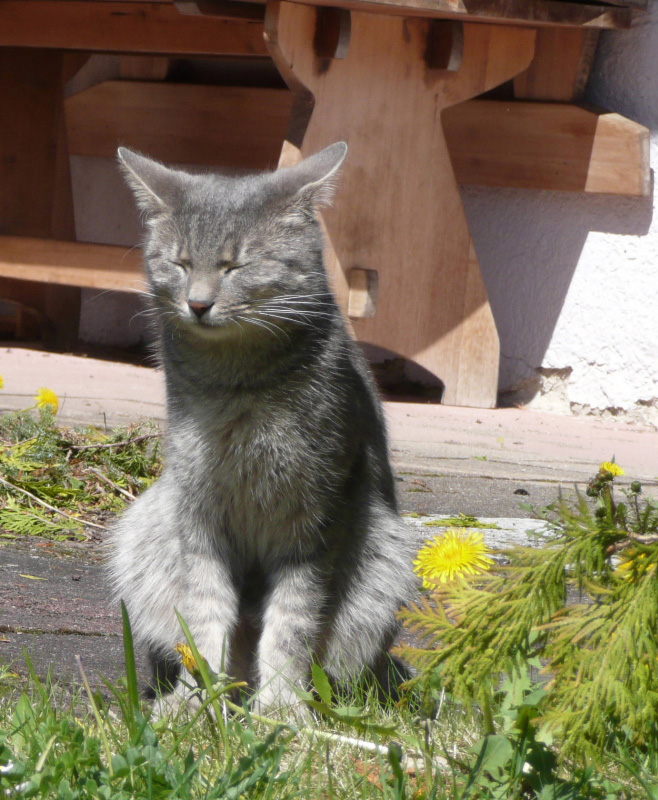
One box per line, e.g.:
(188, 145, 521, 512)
(117, 148, 185, 217)
(274, 143, 348, 211)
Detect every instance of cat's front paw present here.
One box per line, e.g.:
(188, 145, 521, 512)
(253, 680, 309, 721)
(150, 683, 205, 721)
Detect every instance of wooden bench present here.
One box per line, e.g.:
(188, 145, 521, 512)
(0, 0, 648, 406)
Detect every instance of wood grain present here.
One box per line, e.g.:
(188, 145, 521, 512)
(0, 237, 144, 293)
(514, 27, 599, 100)
(444, 100, 651, 197)
(0, 1, 268, 55)
(266, 2, 537, 407)
(66, 81, 293, 169)
(0, 49, 81, 347)
(119, 56, 171, 80)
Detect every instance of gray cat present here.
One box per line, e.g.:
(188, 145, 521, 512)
(110, 143, 416, 711)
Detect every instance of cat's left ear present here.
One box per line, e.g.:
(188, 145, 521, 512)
(279, 142, 348, 207)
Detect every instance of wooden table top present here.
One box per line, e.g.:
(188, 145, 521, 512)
(162, 0, 644, 29)
(0, 0, 646, 44)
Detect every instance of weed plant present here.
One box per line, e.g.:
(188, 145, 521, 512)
(399, 463, 658, 796)
(0, 409, 161, 542)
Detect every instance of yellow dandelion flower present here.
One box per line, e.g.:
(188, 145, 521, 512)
(600, 461, 625, 477)
(175, 642, 203, 676)
(35, 387, 59, 413)
(0, 374, 4, 390)
(414, 529, 493, 588)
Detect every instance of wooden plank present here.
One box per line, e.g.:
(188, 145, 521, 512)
(0, 48, 81, 348)
(514, 28, 599, 100)
(444, 100, 650, 197)
(195, 0, 631, 28)
(66, 81, 293, 169)
(66, 82, 649, 197)
(0, 237, 144, 292)
(0, 1, 268, 56)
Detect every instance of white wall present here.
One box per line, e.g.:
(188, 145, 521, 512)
(464, 4, 658, 423)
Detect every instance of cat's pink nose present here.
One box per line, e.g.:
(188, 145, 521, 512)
(188, 300, 214, 319)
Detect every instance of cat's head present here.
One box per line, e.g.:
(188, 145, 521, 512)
(118, 144, 347, 341)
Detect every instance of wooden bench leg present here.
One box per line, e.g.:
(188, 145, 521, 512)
(266, 3, 536, 407)
(0, 48, 81, 349)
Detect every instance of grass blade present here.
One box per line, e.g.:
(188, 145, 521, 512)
(76, 654, 114, 775)
(121, 599, 140, 735)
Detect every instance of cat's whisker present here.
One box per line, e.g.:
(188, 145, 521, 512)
(255, 309, 335, 326)
(255, 300, 332, 310)
(269, 311, 330, 320)
(254, 300, 334, 313)
(131, 306, 173, 325)
(233, 315, 247, 342)
(120, 244, 143, 263)
(253, 311, 322, 329)
(258, 308, 335, 318)
(240, 314, 291, 343)
(254, 302, 331, 312)
(253, 294, 332, 308)
(83, 287, 131, 304)
(131, 304, 162, 316)
(241, 316, 278, 337)
(129, 310, 153, 326)
(251, 311, 313, 328)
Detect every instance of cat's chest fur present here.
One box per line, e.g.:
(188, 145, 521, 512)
(167, 388, 336, 558)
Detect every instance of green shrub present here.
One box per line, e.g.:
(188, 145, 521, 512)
(398, 461, 658, 784)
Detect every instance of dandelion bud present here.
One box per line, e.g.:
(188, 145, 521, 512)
(630, 481, 642, 494)
(175, 643, 203, 677)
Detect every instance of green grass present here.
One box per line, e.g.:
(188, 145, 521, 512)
(0, 626, 643, 800)
(0, 634, 483, 800)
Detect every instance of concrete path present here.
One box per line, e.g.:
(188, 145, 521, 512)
(1, 346, 657, 691)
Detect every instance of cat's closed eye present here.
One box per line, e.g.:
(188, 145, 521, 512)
(173, 260, 191, 271)
(218, 261, 242, 274)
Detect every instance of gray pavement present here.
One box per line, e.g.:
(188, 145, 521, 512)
(1, 545, 148, 690)
(1, 346, 657, 691)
